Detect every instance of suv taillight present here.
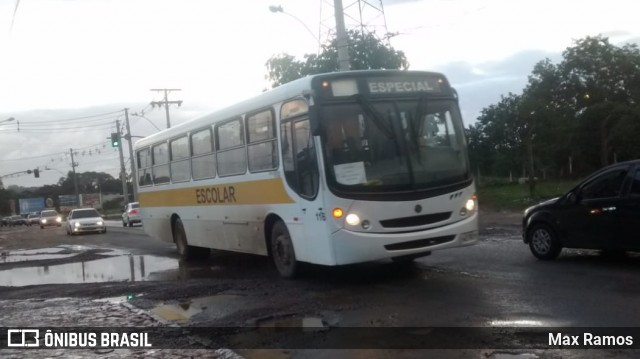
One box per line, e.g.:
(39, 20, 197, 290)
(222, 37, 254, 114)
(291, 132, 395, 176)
(130, 209, 138, 214)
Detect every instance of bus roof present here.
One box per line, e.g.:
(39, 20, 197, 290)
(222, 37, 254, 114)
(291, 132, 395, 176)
(134, 70, 448, 150)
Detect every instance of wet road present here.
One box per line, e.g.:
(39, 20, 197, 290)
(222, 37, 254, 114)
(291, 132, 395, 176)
(1, 215, 639, 358)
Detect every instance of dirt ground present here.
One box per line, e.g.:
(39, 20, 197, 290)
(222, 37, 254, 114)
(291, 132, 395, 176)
(0, 210, 523, 304)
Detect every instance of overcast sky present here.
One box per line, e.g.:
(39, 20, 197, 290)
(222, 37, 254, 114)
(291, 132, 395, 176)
(1, 0, 640, 188)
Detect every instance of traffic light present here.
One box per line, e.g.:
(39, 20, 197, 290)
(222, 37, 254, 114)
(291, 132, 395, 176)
(34, 169, 39, 178)
(111, 132, 120, 147)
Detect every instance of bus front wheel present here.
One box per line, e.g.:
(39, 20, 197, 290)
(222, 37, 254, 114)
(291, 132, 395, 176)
(174, 218, 210, 261)
(271, 221, 298, 278)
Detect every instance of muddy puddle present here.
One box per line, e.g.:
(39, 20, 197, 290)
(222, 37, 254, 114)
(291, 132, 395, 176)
(0, 248, 78, 263)
(489, 353, 539, 359)
(151, 294, 246, 323)
(257, 316, 328, 331)
(0, 247, 179, 286)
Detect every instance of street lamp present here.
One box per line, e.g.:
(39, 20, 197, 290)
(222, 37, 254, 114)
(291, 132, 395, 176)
(269, 5, 321, 46)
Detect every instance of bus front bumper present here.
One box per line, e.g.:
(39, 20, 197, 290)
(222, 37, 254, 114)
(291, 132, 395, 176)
(330, 213, 478, 265)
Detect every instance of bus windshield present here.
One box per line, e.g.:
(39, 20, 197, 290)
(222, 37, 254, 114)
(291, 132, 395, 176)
(320, 97, 469, 194)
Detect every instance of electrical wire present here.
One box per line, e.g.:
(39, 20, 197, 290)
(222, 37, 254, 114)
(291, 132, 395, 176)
(17, 110, 124, 125)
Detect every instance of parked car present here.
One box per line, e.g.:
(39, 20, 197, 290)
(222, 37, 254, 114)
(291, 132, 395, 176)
(28, 212, 41, 225)
(66, 208, 106, 235)
(40, 209, 62, 228)
(10, 215, 29, 226)
(122, 202, 141, 227)
(523, 159, 640, 259)
(1, 216, 11, 227)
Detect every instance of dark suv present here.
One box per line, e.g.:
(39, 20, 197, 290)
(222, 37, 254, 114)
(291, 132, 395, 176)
(523, 159, 640, 259)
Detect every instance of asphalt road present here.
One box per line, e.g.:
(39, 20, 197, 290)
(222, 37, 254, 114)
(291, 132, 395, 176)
(1, 214, 639, 358)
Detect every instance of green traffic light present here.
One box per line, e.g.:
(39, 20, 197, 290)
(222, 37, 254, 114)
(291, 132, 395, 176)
(111, 132, 120, 147)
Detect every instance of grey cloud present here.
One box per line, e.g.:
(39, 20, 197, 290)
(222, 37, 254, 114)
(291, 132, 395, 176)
(426, 49, 563, 126)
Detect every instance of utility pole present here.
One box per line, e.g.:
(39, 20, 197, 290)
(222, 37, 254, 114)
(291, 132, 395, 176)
(116, 120, 129, 204)
(334, 0, 350, 71)
(150, 89, 182, 129)
(124, 109, 138, 202)
(70, 148, 80, 207)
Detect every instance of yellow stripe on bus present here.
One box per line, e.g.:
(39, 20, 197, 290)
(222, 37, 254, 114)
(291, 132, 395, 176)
(138, 178, 295, 207)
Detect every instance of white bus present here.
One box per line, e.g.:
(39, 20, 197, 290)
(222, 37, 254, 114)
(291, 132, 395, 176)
(134, 70, 478, 277)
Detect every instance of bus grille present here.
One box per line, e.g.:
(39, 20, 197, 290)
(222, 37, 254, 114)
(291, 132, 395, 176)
(379, 212, 451, 228)
(384, 235, 455, 251)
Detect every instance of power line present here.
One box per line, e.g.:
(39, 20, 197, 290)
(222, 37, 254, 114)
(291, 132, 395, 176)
(150, 88, 182, 129)
(0, 123, 117, 134)
(0, 141, 109, 162)
(17, 110, 124, 125)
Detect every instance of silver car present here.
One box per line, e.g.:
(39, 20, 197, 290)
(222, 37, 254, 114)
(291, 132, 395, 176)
(66, 208, 107, 235)
(122, 202, 141, 227)
(28, 212, 41, 225)
(40, 210, 62, 228)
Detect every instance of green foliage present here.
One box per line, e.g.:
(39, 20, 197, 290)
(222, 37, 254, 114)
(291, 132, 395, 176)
(469, 35, 640, 183)
(0, 171, 125, 215)
(265, 30, 409, 88)
(0, 187, 16, 215)
(102, 197, 123, 211)
(478, 180, 577, 211)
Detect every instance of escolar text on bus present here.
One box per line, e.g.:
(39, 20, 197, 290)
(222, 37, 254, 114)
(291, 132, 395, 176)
(195, 186, 237, 204)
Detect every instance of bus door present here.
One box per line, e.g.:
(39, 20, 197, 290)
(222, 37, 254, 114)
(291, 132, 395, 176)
(281, 117, 326, 262)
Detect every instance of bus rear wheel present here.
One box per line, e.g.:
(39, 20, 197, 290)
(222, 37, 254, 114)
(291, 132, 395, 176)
(174, 218, 210, 261)
(271, 221, 298, 278)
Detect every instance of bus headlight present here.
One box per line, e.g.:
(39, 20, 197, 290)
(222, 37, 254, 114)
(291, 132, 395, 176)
(460, 194, 477, 216)
(345, 213, 360, 226)
(465, 199, 476, 211)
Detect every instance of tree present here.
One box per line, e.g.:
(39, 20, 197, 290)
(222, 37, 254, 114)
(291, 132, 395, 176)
(472, 35, 640, 184)
(558, 36, 640, 167)
(57, 171, 120, 194)
(265, 30, 409, 87)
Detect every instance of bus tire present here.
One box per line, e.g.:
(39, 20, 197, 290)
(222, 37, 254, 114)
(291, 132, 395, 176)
(174, 218, 209, 261)
(271, 221, 298, 278)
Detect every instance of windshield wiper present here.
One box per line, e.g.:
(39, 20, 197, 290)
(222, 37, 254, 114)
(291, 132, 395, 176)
(351, 94, 395, 139)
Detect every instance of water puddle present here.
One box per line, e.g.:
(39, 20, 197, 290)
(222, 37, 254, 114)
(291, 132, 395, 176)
(489, 353, 539, 359)
(0, 254, 179, 286)
(0, 247, 78, 263)
(257, 316, 328, 331)
(489, 314, 566, 327)
(151, 294, 244, 323)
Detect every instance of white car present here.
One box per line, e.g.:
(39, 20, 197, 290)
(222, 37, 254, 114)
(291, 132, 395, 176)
(122, 202, 141, 227)
(66, 208, 107, 235)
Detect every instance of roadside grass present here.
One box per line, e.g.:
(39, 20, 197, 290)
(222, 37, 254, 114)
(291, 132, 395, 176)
(477, 180, 577, 212)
